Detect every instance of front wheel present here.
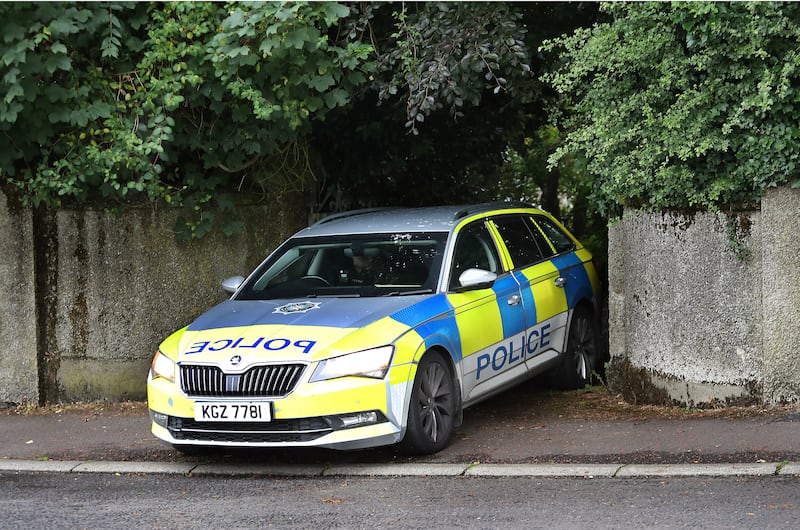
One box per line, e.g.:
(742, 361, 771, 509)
(399, 352, 456, 455)
(552, 307, 599, 390)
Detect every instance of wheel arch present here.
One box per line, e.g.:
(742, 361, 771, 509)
(572, 297, 598, 322)
(422, 345, 464, 428)
(400, 344, 464, 434)
(398, 344, 463, 454)
(553, 296, 603, 389)
(566, 297, 601, 353)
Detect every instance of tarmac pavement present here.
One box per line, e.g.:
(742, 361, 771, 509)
(2, 385, 799, 479)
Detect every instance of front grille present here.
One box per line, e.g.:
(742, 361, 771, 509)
(180, 364, 305, 398)
(168, 416, 332, 443)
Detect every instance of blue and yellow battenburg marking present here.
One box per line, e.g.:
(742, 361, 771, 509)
(148, 208, 600, 449)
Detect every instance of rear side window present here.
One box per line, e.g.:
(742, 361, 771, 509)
(534, 216, 575, 254)
(491, 216, 546, 269)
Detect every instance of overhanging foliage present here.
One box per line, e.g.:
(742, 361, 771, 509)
(1, 2, 374, 237)
(545, 2, 800, 217)
(1, 2, 541, 238)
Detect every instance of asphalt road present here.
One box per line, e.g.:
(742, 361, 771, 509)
(3, 384, 799, 529)
(1, 472, 798, 529)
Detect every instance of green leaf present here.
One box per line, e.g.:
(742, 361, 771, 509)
(323, 89, 349, 109)
(44, 54, 71, 73)
(2, 41, 29, 66)
(222, 9, 245, 30)
(220, 214, 245, 236)
(319, 3, 350, 26)
(284, 28, 312, 50)
(227, 45, 250, 58)
(308, 73, 335, 92)
(0, 101, 22, 123)
(4, 83, 23, 103)
(2, 66, 18, 84)
(69, 109, 89, 127)
(49, 17, 79, 37)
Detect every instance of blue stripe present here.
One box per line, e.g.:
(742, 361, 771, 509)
(513, 271, 537, 323)
(390, 293, 453, 328)
(550, 253, 592, 308)
(391, 294, 462, 360)
(493, 275, 526, 338)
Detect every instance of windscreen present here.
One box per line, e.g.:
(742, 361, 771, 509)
(235, 232, 447, 300)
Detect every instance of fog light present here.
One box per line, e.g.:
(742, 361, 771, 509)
(151, 411, 169, 428)
(338, 411, 379, 429)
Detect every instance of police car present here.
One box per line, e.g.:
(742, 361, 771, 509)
(147, 203, 601, 454)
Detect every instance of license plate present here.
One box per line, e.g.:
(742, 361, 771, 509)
(194, 402, 272, 422)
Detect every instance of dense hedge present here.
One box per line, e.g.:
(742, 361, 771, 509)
(545, 2, 800, 217)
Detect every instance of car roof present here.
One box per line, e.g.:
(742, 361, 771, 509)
(294, 202, 544, 237)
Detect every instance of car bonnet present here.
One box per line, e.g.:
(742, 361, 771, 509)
(175, 296, 434, 364)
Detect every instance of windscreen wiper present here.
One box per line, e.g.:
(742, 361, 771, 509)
(383, 289, 434, 297)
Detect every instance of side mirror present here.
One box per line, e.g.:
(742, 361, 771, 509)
(221, 276, 245, 294)
(457, 268, 497, 291)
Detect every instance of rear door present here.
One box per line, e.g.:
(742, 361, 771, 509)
(489, 215, 570, 371)
(532, 215, 598, 311)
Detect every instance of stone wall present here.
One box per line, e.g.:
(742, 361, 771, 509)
(5, 186, 798, 406)
(607, 187, 800, 406)
(0, 192, 38, 404)
(0, 191, 306, 404)
(760, 188, 800, 403)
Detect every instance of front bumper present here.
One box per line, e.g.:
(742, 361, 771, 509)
(147, 364, 412, 450)
(149, 410, 402, 450)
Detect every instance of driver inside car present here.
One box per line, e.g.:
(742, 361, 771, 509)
(340, 244, 383, 285)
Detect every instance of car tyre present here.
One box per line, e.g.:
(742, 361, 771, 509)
(400, 352, 456, 455)
(552, 306, 599, 390)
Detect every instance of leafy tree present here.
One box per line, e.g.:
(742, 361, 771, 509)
(544, 2, 800, 218)
(375, 2, 532, 134)
(312, 2, 541, 209)
(1, 2, 374, 237)
(1, 2, 601, 238)
(494, 3, 602, 227)
(497, 126, 571, 219)
(1, 3, 152, 203)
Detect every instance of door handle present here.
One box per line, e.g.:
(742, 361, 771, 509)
(507, 294, 522, 306)
(554, 277, 566, 288)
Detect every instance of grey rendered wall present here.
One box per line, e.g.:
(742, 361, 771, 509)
(607, 186, 800, 406)
(0, 188, 306, 404)
(761, 187, 800, 403)
(0, 193, 38, 404)
(45, 202, 305, 402)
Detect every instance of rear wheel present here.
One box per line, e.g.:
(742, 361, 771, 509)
(400, 352, 455, 455)
(553, 306, 599, 390)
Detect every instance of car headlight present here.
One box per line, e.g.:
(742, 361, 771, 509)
(150, 350, 176, 383)
(310, 345, 394, 383)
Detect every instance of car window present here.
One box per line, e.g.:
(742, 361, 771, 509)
(534, 216, 576, 254)
(449, 221, 501, 290)
(237, 233, 447, 300)
(490, 216, 547, 269)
